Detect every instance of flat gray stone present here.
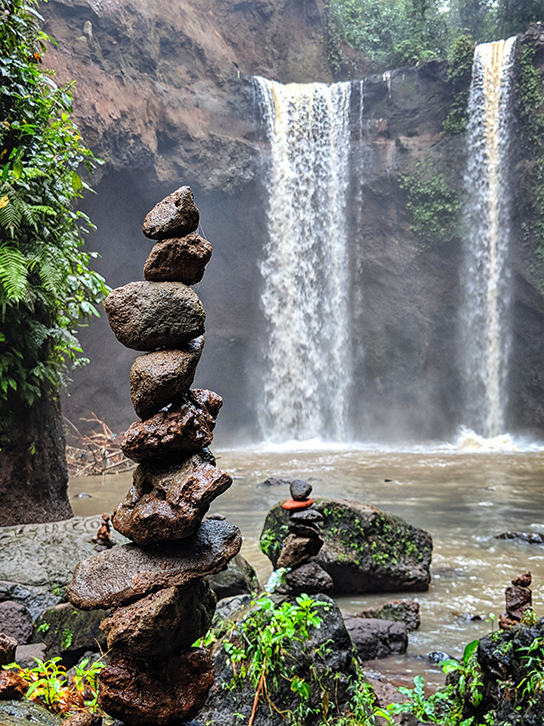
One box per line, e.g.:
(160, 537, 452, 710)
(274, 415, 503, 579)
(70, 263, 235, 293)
(68, 519, 242, 610)
(103, 281, 205, 352)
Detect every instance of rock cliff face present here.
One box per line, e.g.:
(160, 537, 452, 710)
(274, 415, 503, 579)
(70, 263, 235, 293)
(41, 0, 544, 441)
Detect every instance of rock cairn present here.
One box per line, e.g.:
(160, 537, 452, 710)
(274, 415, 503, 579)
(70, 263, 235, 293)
(67, 186, 242, 726)
(276, 481, 333, 595)
(500, 571, 532, 629)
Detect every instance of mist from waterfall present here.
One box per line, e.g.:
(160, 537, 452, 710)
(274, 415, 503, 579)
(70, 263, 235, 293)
(254, 77, 352, 443)
(460, 37, 517, 439)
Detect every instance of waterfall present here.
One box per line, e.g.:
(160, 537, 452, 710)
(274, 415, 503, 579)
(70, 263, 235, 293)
(460, 37, 517, 438)
(254, 77, 352, 442)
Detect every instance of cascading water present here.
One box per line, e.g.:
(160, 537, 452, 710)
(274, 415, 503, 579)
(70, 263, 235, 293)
(460, 37, 517, 439)
(254, 77, 352, 442)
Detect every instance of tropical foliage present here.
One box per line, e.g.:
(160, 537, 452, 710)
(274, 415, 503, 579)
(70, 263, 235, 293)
(0, 0, 108, 439)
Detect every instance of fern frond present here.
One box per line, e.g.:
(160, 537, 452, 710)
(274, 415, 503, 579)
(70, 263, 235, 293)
(0, 245, 29, 301)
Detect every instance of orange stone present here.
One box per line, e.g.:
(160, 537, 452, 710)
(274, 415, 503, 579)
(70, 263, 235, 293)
(282, 499, 314, 511)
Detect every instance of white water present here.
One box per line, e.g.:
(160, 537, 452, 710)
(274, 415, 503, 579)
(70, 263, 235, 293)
(460, 38, 517, 438)
(254, 77, 352, 443)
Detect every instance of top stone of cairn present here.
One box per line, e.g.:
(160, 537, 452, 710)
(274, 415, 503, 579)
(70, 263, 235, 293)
(143, 186, 200, 240)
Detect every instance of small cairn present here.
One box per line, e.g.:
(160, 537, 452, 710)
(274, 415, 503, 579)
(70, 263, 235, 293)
(67, 187, 242, 726)
(276, 481, 333, 595)
(500, 571, 532, 629)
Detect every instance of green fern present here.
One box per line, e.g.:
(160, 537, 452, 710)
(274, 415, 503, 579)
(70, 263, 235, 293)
(0, 244, 29, 301)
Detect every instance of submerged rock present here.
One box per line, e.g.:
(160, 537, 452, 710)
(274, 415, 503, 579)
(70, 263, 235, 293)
(129, 337, 204, 419)
(98, 647, 214, 725)
(104, 281, 205, 351)
(68, 519, 242, 610)
(142, 186, 200, 240)
(356, 599, 421, 632)
(260, 498, 432, 593)
(144, 233, 213, 285)
(343, 615, 408, 660)
(100, 581, 216, 659)
(113, 450, 231, 544)
(121, 389, 222, 463)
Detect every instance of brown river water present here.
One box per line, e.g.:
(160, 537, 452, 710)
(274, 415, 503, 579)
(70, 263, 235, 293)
(69, 435, 544, 686)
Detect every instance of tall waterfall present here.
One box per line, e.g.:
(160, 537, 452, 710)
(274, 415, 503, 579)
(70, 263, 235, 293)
(254, 77, 352, 442)
(460, 38, 517, 438)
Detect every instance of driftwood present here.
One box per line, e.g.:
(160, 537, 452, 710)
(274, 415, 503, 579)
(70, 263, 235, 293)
(65, 414, 134, 478)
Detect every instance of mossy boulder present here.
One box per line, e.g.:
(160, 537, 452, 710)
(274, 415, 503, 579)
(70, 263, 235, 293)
(260, 498, 432, 594)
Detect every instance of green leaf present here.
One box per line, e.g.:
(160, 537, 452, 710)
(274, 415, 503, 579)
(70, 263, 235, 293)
(71, 171, 82, 192)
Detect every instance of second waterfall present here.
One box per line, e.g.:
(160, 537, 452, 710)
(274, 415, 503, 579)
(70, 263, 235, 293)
(254, 77, 352, 443)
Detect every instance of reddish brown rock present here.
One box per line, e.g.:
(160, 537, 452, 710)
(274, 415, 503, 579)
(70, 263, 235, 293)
(121, 389, 222, 463)
(68, 519, 242, 610)
(0, 633, 17, 666)
(276, 533, 323, 569)
(62, 712, 102, 726)
(98, 647, 214, 725)
(130, 337, 204, 420)
(282, 499, 314, 511)
(142, 186, 200, 240)
(104, 281, 205, 352)
(0, 669, 29, 699)
(512, 571, 532, 588)
(113, 451, 232, 544)
(100, 581, 216, 659)
(144, 234, 213, 285)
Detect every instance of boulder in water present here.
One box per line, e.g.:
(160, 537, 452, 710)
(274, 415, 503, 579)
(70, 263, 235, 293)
(142, 186, 200, 240)
(260, 498, 432, 593)
(144, 234, 212, 285)
(103, 281, 205, 351)
(356, 599, 421, 632)
(343, 615, 408, 660)
(129, 337, 204, 419)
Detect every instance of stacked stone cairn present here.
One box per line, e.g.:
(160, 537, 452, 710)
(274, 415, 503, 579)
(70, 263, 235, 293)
(276, 481, 334, 595)
(500, 571, 532, 629)
(67, 187, 242, 726)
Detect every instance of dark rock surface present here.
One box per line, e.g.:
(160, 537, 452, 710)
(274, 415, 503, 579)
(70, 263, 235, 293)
(0, 603, 32, 645)
(0, 671, 28, 700)
(113, 450, 231, 544)
(68, 519, 242, 610)
(144, 234, 213, 285)
(495, 531, 544, 544)
(129, 337, 204, 419)
(100, 581, 216, 658)
(290, 480, 312, 501)
(200, 594, 357, 726)
(30, 603, 107, 666)
(278, 562, 333, 595)
(0, 634, 17, 666)
(207, 553, 260, 601)
(261, 498, 432, 593)
(103, 281, 205, 352)
(0, 700, 63, 726)
(276, 533, 323, 569)
(343, 615, 408, 660)
(98, 647, 214, 726)
(357, 599, 421, 632)
(121, 389, 222, 463)
(62, 713, 102, 726)
(142, 186, 200, 240)
(0, 516, 125, 618)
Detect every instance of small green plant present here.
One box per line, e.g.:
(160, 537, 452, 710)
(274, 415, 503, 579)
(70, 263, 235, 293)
(399, 162, 461, 250)
(36, 622, 50, 634)
(61, 628, 73, 650)
(3, 656, 104, 715)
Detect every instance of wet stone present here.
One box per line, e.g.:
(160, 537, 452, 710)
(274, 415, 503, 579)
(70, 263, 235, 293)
(277, 562, 333, 595)
(142, 186, 200, 240)
(144, 234, 213, 285)
(100, 581, 216, 659)
(113, 451, 232, 545)
(121, 389, 222, 463)
(0, 670, 29, 700)
(130, 337, 204, 420)
(67, 519, 242, 611)
(98, 647, 214, 726)
(289, 509, 324, 526)
(290, 480, 312, 501)
(0, 634, 17, 666)
(276, 533, 323, 569)
(104, 281, 205, 352)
